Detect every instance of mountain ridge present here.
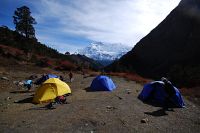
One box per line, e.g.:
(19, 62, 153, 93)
(78, 42, 132, 66)
(106, 0, 200, 87)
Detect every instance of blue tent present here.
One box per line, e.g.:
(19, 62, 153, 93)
(90, 75, 116, 91)
(138, 81, 185, 108)
(35, 74, 59, 85)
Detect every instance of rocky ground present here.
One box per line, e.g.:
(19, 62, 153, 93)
(0, 63, 199, 133)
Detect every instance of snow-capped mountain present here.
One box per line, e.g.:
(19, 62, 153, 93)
(78, 42, 132, 65)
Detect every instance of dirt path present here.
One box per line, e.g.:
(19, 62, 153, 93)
(0, 71, 199, 133)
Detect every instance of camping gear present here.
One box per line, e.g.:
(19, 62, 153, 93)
(24, 80, 33, 90)
(24, 80, 32, 85)
(138, 81, 185, 108)
(90, 75, 116, 91)
(33, 78, 71, 103)
(35, 74, 59, 85)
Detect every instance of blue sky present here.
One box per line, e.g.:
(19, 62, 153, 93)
(0, 0, 181, 53)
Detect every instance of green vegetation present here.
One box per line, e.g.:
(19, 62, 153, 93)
(0, 6, 102, 71)
(0, 26, 59, 57)
(0, 26, 101, 71)
(13, 6, 36, 39)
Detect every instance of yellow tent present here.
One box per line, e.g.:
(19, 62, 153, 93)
(33, 78, 71, 103)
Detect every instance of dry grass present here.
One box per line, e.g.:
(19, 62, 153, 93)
(107, 72, 152, 84)
(0, 44, 24, 56)
(180, 87, 200, 105)
(85, 71, 152, 84)
(180, 87, 200, 98)
(86, 70, 100, 77)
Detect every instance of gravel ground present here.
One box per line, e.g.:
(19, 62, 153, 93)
(0, 65, 199, 133)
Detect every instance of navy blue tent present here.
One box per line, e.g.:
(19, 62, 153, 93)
(90, 75, 116, 91)
(138, 81, 185, 108)
(35, 74, 59, 85)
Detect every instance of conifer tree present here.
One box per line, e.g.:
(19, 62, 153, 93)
(13, 6, 37, 38)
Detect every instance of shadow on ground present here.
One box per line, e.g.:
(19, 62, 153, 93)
(84, 87, 109, 92)
(14, 97, 33, 104)
(10, 90, 34, 94)
(144, 108, 168, 117)
(84, 87, 94, 92)
(144, 107, 175, 117)
(27, 106, 56, 111)
(141, 100, 178, 108)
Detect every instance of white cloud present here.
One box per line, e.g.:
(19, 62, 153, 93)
(36, 34, 83, 54)
(33, 0, 181, 50)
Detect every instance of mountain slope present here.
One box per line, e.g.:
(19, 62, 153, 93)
(0, 26, 102, 70)
(78, 42, 132, 66)
(106, 0, 200, 87)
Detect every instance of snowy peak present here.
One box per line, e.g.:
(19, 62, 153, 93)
(78, 42, 132, 61)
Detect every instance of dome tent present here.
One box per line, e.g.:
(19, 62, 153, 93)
(90, 75, 116, 91)
(33, 78, 71, 103)
(138, 81, 185, 108)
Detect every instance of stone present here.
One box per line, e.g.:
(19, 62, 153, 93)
(141, 118, 149, 123)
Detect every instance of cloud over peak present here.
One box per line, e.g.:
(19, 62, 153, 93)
(32, 0, 180, 51)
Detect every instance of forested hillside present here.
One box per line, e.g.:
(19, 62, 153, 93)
(0, 26, 102, 71)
